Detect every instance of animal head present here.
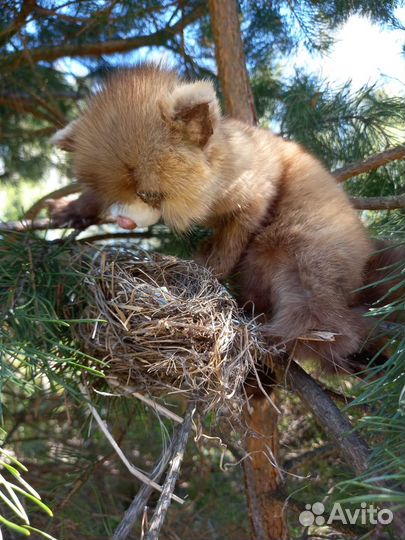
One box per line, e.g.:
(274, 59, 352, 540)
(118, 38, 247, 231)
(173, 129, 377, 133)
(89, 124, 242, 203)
(51, 64, 222, 231)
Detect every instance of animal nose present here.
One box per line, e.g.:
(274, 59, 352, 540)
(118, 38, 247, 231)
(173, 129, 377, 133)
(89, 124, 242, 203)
(116, 215, 137, 229)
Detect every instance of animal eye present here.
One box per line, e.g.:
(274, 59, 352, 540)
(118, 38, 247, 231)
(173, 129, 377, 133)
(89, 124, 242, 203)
(137, 191, 163, 209)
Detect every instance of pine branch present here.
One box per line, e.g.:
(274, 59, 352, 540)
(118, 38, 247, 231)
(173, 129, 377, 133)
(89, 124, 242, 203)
(0, 0, 36, 47)
(0, 221, 168, 246)
(284, 444, 334, 473)
(0, 91, 84, 102)
(112, 427, 182, 540)
(77, 231, 157, 243)
(0, 95, 59, 124)
(350, 194, 405, 210)
(0, 218, 108, 232)
(82, 384, 184, 505)
(0, 218, 58, 231)
(5, 3, 205, 68)
(143, 404, 195, 540)
(279, 359, 405, 539)
(279, 360, 370, 475)
(33, 1, 178, 25)
(0, 126, 55, 140)
(32, 3, 115, 24)
(333, 146, 405, 183)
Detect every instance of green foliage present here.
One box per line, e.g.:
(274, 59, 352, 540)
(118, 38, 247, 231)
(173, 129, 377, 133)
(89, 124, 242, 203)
(0, 233, 106, 537)
(0, 0, 207, 181)
(0, 447, 56, 539)
(279, 78, 404, 165)
(0, 0, 402, 181)
(282, 243, 405, 537)
(0, 233, 104, 400)
(0, 1, 404, 538)
(0, 62, 82, 182)
(241, 0, 402, 64)
(1, 231, 403, 538)
(336, 243, 405, 509)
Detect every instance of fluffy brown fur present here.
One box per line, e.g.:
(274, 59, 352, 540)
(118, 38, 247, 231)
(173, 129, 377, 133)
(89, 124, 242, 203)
(51, 64, 390, 372)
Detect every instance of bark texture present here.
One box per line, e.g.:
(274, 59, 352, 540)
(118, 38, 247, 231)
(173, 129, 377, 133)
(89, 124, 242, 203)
(333, 145, 405, 183)
(244, 394, 287, 539)
(208, 1, 286, 537)
(208, 0, 257, 125)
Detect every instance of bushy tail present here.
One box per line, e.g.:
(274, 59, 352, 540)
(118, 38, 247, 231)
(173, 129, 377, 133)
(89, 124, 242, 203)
(360, 239, 405, 313)
(263, 239, 404, 374)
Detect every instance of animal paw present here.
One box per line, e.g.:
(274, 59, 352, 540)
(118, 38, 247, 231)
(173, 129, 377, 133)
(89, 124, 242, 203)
(46, 196, 99, 229)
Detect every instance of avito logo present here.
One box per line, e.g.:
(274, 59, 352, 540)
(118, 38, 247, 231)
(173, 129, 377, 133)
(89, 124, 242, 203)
(299, 501, 393, 526)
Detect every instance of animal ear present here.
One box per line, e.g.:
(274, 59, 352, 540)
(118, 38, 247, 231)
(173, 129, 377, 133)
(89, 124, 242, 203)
(159, 81, 221, 147)
(50, 120, 78, 151)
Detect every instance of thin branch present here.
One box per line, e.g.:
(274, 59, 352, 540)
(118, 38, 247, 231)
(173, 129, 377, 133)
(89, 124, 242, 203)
(77, 231, 157, 243)
(284, 445, 334, 473)
(32, 1, 177, 25)
(82, 384, 184, 505)
(279, 363, 405, 538)
(107, 380, 184, 425)
(0, 95, 59, 124)
(0, 91, 84, 101)
(0, 126, 55, 140)
(143, 404, 195, 540)
(0, 0, 36, 47)
(0, 91, 83, 125)
(278, 360, 370, 475)
(333, 146, 405, 183)
(0, 91, 83, 110)
(5, 3, 205, 68)
(112, 452, 172, 540)
(0, 218, 110, 232)
(112, 406, 191, 540)
(0, 218, 59, 232)
(112, 445, 173, 540)
(0, 221, 167, 248)
(33, 4, 113, 24)
(350, 194, 405, 211)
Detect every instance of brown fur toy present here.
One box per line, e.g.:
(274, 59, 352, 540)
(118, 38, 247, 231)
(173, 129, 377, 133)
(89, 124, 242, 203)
(51, 64, 395, 373)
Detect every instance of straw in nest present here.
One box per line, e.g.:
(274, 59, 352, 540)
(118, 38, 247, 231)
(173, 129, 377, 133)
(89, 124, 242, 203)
(75, 247, 269, 414)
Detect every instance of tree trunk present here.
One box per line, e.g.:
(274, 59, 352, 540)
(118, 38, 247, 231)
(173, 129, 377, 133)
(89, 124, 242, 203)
(208, 1, 287, 538)
(208, 0, 257, 126)
(243, 394, 287, 539)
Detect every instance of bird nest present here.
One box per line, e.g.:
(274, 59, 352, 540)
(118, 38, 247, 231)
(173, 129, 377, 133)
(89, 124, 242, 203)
(75, 247, 269, 414)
